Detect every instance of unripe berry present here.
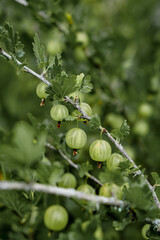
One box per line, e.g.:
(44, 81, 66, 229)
(138, 103, 153, 118)
(66, 128, 87, 151)
(107, 153, 125, 171)
(50, 104, 69, 128)
(77, 184, 95, 204)
(44, 205, 68, 231)
(72, 102, 92, 120)
(89, 140, 112, 162)
(99, 183, 122, 200)
(58, 173, 77, 189)
(133, 120, 149, 136)
(36, 82, 48, 99)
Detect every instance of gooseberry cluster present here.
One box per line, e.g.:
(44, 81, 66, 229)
(36, 81, 125, 232)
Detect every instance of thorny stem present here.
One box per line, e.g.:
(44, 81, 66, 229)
(45, 143, 103, 186)
(0, 49, 160, 209)
(0, 181, 126, 207)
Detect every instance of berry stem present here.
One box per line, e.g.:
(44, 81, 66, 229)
(40, 98, 45, 106)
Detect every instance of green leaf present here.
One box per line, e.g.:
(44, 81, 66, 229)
(78, 75, 93, 93)
(32, 33, 47, 69)
(89, 114, 101, 130)
(120, 120, 130, 138)
(123, 178, 159, 219)
(118, 160, 140, 176)
(99, 168, 124, 186)
(111, 120, 130, 141)
(0, 22, 25, 58)
(0, 122, 46, 169)
(47, 52, 63, 77)
(64, 115, 76, 121)
(0, 191, 31, 217)
(110, 129, 123, 142)
(151, 172, 160, 185)
(46, 74, 79, 100)
(79, 162, 93, 178)
(49, 162, 64, 186)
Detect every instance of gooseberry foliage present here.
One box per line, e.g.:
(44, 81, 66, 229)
(0, 1, 160, 239)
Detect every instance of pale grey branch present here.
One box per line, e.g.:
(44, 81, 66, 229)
(0, 181, 126, 207)
(46, 142, 103, 186)
(14, 0, 28, 6)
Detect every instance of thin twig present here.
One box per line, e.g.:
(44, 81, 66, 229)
(45, 142, 103, 186)
(13, 0, 28, 6)
(0, 181, 126, 207)
(0, 49, 160, 209)
(0, 49, 51, 86)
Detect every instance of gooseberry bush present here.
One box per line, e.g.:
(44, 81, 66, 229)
(0, 1, 160, 239)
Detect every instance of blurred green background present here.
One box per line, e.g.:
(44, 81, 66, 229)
(1, 0, 160, 239)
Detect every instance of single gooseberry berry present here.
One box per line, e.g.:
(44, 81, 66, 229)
(36, 82, 48, 106)
(44, 205, 68, 231)
(58, 173, 77, 189)
(72, 102, 92, 123)
(77, 184, 95, 204)
(65, 128, 87, 155)
(99, 182, 122, 200)
(107, 153, 125, 171)
(138, 103, 153, 118)
(89, 140, 112, 166)
(50, 104, 69, 128)
(133, 120, 149, 136)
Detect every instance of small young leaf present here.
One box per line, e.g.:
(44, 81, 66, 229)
(64, 115, 76, 121)
(32, 33, 47, 69)
(89, 114, 101, 130)
(111, 120, 130, 142)
(151, 172, 160, 185)
(120, 120, 130, 138)
(79, 162, 93, 178)
(78, 75, 93, 93)
(47, 74, 79, 100)
(0, 22, 25, 58)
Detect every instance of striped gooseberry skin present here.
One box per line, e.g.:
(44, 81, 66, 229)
(66, 128, 87, 149)
(36, 82, 48, 99)
(77, 184, 95, 194)
(99, 182, 122, 200)
(77, 184, 95, 204)
(107, 153, 124, 171)
(44, 205, 68, 231)
(50, 104, 69, 121)
(58, 173, 77, 189)
(72, 102, 92, 119)
(89, 140, 112, 162)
